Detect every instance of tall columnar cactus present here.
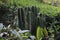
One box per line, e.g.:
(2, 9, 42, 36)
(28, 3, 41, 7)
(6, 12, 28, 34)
(36, 26, 43, 40)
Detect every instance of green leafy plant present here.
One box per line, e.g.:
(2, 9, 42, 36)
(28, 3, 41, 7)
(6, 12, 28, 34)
(1, 0, 60, 17)
(43, 27, 48, 37)
(36, 26, 43, 40)
(0, 38, 5, 40)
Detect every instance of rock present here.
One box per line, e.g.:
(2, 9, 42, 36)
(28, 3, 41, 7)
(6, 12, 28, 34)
(0, 23, 4, 30)
(10, 29, 22, 40)
(28, 36, 36, 40)
(18, 30, 30, 33)
(26, 39, 31, 40)
(0, 33, 3, 37)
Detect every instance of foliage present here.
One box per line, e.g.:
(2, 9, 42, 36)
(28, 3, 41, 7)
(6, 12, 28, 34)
(12, 0, 60, 17)
(0, 0, 60, 40)
(43, 27, 48, 37)
(0, 38, 5, 40)
(0, 0, 60, 17)
(36, 26, 43, 40)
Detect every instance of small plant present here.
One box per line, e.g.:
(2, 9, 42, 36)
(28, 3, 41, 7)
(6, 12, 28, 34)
(43, 27, 48, 37)
(42, 27, 49, 40)
(36, 26, 43, 40)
